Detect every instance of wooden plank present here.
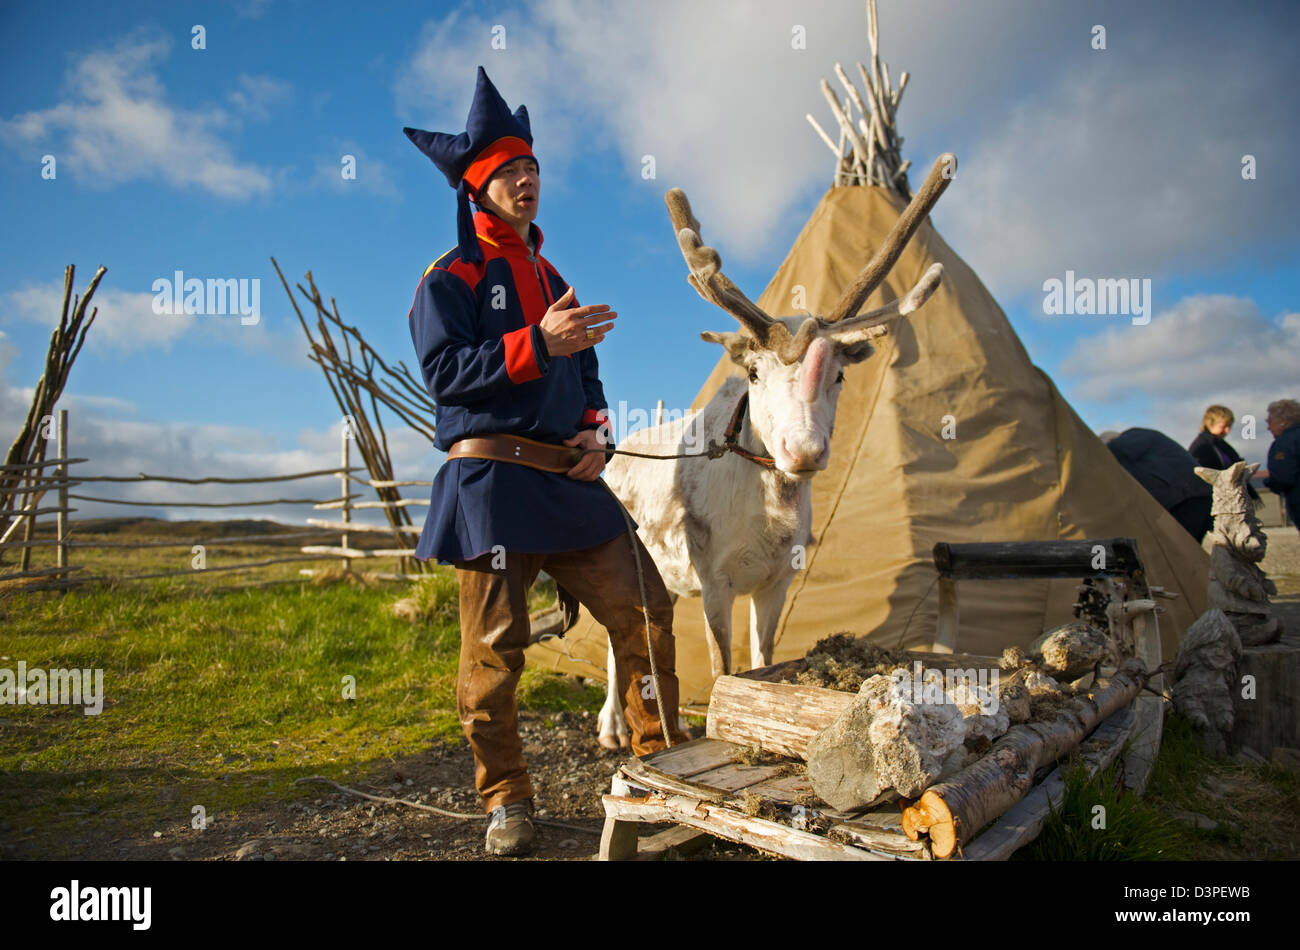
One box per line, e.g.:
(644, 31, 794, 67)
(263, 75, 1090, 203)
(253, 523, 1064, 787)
(598, 817, 639, 861)
(306, 518, 421, 535)
(706, 676, 854, 759)
(634, 824, 710, 860)
(846, 805, 908, 833)
(299, 545, 413, 558)
(741, 772, 816, 806)
(0, 564, 83, 581)
(685, 762, 788, 793)
(621, 757, 730, 801)
(639, 737, 740, 778)
(1122, 609, 1165, 795)
(960, 705, 1135, 861)
(828, 820, 927, 854)
(601, 793, 897, 861)
(0, 506, 73, 517)
(0, 457, 87, 472)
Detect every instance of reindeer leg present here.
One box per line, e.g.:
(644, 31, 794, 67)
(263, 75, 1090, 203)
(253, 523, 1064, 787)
(597, 636, 631, 749)
(701, 582, 736, 679)
(749, 575, 793, 671)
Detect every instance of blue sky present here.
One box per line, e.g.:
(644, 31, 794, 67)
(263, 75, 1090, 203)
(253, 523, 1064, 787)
(1, 0, 1296, 524)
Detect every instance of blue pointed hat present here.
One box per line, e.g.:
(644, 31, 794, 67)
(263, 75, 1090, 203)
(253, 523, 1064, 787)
(405, 67, 536, 263)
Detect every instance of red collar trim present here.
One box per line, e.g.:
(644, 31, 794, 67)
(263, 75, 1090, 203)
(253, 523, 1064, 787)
(473, 209, 543, 255)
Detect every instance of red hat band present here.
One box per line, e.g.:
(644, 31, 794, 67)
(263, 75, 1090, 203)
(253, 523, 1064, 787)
(463, 136, 536, 194)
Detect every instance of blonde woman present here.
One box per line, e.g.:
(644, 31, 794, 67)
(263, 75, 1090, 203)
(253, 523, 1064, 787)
(1188, 405, 1261, 505)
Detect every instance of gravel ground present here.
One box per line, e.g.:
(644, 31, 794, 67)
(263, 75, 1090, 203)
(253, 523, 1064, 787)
(6, 710, 762, 862)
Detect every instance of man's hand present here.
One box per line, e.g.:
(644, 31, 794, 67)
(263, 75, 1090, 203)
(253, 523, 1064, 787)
(563, 427, 607, 481)
(539, 287, 616, 357)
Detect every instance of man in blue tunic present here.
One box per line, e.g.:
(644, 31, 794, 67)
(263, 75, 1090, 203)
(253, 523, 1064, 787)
(404, 68, 688, 856)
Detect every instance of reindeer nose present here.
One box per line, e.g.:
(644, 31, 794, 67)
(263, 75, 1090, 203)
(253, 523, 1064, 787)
(782, 434, 828, 470)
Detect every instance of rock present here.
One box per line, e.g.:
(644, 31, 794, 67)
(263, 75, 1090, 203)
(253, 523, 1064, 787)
(999, 646, 1027, 671)
(1032, 622, 1107, 680)
(1169, 808, 1220, 831)
(558, 838, 578, 849)
(807, 673, 967, 811)
(1270, 747, 1300, 776)
(946, 670, 1009, 742)
(997, 682, 1031, 724)
(235, 838, 314, 861)
(1023, 670, 1067, 699)
(1232, 745, 1267, 766)
(1172, 609, 1242, 756)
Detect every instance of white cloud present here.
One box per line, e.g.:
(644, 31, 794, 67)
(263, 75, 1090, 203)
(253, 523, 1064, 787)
(3, 278, 311, 367)
(226, 74, 293, 121)
(1058, 294, 1298, 459)
(0, 33, 272, 199)
(311, 142, 400, 198)
(395, 0, 1299, 281)
(395, 1, 847, 260)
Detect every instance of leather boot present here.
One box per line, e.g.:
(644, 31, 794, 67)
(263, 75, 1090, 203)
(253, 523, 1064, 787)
(485, 798, 535, 856)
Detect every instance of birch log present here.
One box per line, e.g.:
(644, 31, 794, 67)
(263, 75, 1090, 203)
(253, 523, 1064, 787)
(901, 658, 1146, 858)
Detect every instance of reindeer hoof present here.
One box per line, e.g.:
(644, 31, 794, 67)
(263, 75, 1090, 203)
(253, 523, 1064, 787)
(619, 734, 631, 749)
(598, 734, 622, 750)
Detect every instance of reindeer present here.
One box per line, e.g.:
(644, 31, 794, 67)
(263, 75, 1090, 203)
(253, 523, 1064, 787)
(595, 155, 956, 749)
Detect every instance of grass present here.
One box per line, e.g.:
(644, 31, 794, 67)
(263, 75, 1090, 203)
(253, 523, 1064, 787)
(0, 529, 591, 857)
(5, 518, 1297, 860)
(1015, 712, 1300, 860)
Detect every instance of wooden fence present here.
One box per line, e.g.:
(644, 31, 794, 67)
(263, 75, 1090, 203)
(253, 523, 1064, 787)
(0, 409, 432, 591)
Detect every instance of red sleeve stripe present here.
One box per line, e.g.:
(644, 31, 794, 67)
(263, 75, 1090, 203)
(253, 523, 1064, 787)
(503, 326, 543, 383)
(581, 409, 609, 427)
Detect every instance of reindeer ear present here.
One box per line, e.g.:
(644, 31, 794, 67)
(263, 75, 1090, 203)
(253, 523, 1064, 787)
(830, 326, 885, 364)
(836, 339, 876, 363)
(827, 323, 887, 364)
(701, 330, 756, 366)
(1247, 461, 1261, 477)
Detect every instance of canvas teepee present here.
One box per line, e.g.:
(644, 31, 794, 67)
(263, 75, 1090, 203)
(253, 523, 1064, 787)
(528, 2, 1208, 708)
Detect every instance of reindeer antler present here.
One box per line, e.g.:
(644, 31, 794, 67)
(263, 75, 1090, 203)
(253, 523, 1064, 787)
(822, 152, 956, 324)
(666, 188, 817, 363)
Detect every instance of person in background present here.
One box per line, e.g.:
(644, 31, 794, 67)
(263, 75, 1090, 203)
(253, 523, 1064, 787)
(1104, 427, 1213, 542)
(1188, 404, 1261, 506)
(1264, 399, 1300, 536)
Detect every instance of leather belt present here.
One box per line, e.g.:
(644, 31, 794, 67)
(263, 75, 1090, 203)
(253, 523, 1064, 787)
(447, 433, 583, 473)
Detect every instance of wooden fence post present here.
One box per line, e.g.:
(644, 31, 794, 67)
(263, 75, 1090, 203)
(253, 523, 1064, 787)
(341, 416, 352, 573)
(57, 409, 68, 575)
(18, 458, 36, 572)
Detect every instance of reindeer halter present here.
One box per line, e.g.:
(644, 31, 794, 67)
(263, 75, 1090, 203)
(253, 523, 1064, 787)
(723, 392, 776, 468)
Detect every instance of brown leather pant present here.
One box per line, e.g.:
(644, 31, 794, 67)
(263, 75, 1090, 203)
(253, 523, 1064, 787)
(453, 530, 688, 813)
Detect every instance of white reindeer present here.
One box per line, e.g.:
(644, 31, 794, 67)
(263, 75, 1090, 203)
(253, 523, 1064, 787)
(596, 155, 957, 748)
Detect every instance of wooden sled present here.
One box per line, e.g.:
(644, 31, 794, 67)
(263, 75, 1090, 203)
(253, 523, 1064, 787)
(598, 538, 1173, 861)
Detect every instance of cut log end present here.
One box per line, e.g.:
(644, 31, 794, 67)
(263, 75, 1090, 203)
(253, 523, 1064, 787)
(901, 789, 954, 857)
